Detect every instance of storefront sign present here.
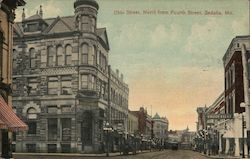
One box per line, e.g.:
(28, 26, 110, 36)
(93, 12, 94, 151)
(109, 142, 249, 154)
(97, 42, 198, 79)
(206, 114, 233, 119)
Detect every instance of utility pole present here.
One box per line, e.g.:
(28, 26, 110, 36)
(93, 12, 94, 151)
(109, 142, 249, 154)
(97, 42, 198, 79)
(242, 114, 245, 158)
(241, 43, 250, 157)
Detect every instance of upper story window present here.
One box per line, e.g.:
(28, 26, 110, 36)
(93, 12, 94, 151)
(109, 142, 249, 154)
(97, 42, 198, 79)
(81, 74, 88, 89)
(81, 44, 88, 64)
(47, 106, 58, 114)
(29, 48, 37, 68)
(27, 23, 38, 32)
(56, 45, 64, 66)
(89, 45, 94, 65)
(28, 77, 39, 95)
(13, 49, 18, 69)
(47, 46, 55, 67)
(81, 16, 90, 31)
(90, 17, 96, 32)
(48, 76, 58, 95)
(27, 107, 37, 119)
(61, 75, 72, 95)
(65, 45, 72, 66)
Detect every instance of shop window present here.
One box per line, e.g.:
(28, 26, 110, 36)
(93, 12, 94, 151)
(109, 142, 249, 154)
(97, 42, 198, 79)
(26, 144, 36, 152)
(61, 118, 71, 141)
(47, 144, 57, 153)
(48, 118, 58, 141)
(61, 144, 71, 153)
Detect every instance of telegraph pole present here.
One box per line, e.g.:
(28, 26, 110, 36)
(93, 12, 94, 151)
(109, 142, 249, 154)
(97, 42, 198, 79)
(241, 43, 250, 157)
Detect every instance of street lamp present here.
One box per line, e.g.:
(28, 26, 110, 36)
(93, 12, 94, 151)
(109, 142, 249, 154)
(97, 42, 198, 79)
(103, 122, 113, 157)
(140, 134, 143, 152)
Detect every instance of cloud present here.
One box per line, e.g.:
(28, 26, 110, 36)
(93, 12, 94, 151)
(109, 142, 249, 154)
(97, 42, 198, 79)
(231, 15, 249, 36)
(150, 23, 182, 47)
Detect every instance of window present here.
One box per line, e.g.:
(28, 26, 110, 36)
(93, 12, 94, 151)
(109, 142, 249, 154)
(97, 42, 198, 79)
(61, 105, 71, 113)
(48, 76, 58, 95)
(61, 118, 71, 141)
(248, 59, 250, 79)
(90, 75, 96, 90)
(61, 75, 72, 95)
(81, 16, 90, 31)
(47, 144, 57, 153)
(65, 45, 72, 65)
(27, 107, 37, 119)
(27, 23, 38, 32)
(81, 74, 88, 89)
(89, 45, 94, 65)
(26, 144, 36, 152)
(47, 46, 55, 67)
(27, 122, 37, 134)
(29, 48, 36, 68)
(13, 49, 18, 69)
(48, 118, 58, 141)
(90, 17, 95, 32)
(47, 106, 57, 114)
(28, 77, 38, 95)
(99, 52, 102, 68)
(56, 46, 64, 66)
(81, 44, 88, 64)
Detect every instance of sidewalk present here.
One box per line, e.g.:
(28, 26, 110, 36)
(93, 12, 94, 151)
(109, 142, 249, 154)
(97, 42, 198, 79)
(13, 150, 152, 157)
(200, 153, 241, 159)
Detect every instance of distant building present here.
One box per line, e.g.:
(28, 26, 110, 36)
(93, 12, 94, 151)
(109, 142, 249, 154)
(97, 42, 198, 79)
(152, 113, 168, 140)
(12, 0, 129, 153)
(0, 0, 27, 158)
(127, 110, 138, 135)
(131, 107, 153, 140)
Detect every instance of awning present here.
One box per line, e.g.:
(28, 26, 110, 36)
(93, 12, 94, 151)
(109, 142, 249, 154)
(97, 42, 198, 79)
(0, 97, 28, 131)
(0, 118, 7, 129)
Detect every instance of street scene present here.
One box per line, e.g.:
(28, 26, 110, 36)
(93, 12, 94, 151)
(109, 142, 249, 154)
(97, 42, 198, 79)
(13, 150, 210, 159)
(0, 0, 249, 159)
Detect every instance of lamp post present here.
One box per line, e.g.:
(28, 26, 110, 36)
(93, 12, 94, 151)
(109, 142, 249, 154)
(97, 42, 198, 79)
(140, 134, 143, 152)
(103, 122, 113, 157)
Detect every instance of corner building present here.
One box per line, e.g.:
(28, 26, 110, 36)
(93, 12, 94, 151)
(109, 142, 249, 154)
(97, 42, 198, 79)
(12, 0, 129, 153)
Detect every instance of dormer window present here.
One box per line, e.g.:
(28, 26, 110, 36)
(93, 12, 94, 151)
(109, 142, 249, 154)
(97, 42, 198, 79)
(27, 23, 38, 32)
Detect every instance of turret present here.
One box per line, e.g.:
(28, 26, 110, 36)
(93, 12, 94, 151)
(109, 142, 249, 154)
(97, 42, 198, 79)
(74, 0, 99, 32)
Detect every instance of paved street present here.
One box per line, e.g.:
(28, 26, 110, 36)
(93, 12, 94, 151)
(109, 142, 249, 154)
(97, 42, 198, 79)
(14, 150, 210, 159)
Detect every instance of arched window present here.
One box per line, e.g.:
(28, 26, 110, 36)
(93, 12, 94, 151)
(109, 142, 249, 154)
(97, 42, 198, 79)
(65, 45, 72, 65)
(81, 44, 88, 64)
(47, 46, 55, 67)
(56, 45, 64, 66)
(29, 48, 36, 68)
(27, 107, 37, 119)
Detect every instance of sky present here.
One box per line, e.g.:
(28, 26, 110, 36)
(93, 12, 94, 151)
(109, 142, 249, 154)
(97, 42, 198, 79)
(15, 0, 249, 131)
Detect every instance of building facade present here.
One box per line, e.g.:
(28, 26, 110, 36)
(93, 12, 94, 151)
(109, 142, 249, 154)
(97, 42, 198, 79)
(0, 0, 28, 158)
(152, 113, 168, 140)
(127, 110, 138, 135)
(12, 0, 129, 153)
(221, 35, 250, 157)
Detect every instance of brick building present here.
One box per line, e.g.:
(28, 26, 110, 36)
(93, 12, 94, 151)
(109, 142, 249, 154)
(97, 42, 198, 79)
(12, 0, 129, 153)
(0, 0, 27, 158)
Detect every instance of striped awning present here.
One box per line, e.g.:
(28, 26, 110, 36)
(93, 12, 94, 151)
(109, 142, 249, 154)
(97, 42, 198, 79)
(0, 97, 28, 131)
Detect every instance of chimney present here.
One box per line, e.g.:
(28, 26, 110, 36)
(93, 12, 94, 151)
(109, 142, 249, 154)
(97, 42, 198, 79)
(116, 69, 119, 77)
(121, 74, 123, 82)
(39, 5, 43, 18)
